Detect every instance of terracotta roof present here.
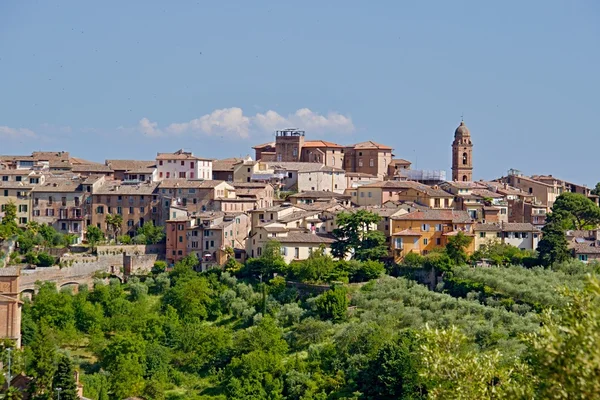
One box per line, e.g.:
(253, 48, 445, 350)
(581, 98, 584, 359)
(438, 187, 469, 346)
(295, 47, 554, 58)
(471, 189, 504, 198)
(393, 210, 472, 223)
(454, 121, 470, 137)
(0, 182, 35, 190)
(279, 210, 320, 223)
(474, 222, 540, 232)
(390, 159, 412, 165)
(232, 182, 271, 189)
(302, 140, 344, 148)
(72, 164, 113, 173)
(33, 178, 83, 193)
(94, 181, 159, 195)
(289, 191, 350, 199)
(0, 170, 34, 176)
(346, 172, 378, 178)
(156, 149, 212, 161)
(32, 151, 70, 161)
(443, 231, 475, 236)
(393, 229, 422, 236)
(267, 162, 344, 173)
(569, 241, 600, 254)
(252, 142, 275, 149)
(277, 232, 336, 244)
(350, 141, 393, 150)
(213, 158, 243, 172)
(360, 180, 453, 197)
(159, 179, 231, 189)
(106, 160, 156, 171)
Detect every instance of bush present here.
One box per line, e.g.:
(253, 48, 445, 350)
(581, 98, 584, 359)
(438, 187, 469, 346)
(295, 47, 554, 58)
(25, 251, 39, 265)
(315, 286, 348, 322)
(36, 252, 56, 267)
(118, 235, 132, 245)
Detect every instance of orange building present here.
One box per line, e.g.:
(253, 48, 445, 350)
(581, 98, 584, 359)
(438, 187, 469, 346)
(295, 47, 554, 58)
(390, 210, 475, 262)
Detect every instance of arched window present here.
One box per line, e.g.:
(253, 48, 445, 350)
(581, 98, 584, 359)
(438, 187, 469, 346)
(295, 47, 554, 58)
(462, 175, 468, 182)
(462, 152, 468, 165)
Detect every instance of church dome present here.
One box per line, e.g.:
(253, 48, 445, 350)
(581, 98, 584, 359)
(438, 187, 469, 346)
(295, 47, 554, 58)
(454, 121, 470, 137)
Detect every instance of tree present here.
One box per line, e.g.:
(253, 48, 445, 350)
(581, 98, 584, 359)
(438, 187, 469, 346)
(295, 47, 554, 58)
(314, 286, 348, 322)
(287, 244, 335, 283)
(445, 232, 473, 265)
(101, 333, 147, 399)
(591, 182, 600, 196)
(537, 212, 570, 267)
(331, 210, 388, 261)
(104, 214, 123, 242)
(245, 241, 287, 280)
(552, 192, 600, 230)
(357, 330, 425, 399)
(524, 276, 600, 399)
(4, 387, 22, 400)
(52, 354, 79, 400)
(85, 226, 104, 252)
(36, 252, 55, 267)
(27, 321, 58, 397)
(136, 221, 165, 245)
(418, 325, 533, 399)
(0, 200, 19, 239)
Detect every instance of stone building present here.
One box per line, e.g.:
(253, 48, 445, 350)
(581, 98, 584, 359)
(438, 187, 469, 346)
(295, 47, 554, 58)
(451, 120, 474, 182)
(343, 141, 393, 178)
(91, 181, 162, 236)
(0, 268, 22, 348)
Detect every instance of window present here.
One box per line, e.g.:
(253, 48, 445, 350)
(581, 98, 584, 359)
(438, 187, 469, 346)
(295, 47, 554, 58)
(190, 162, 194, 169)
(436, 238, 441, 245)
(423, 238, 428, 245)
(117, 206, 122, 214)
(292, 147, 298, 157)
(177, 250, 183, 256)
(360, 192, 365, 198)
(257, 247, 262, 256)
(496, 232, 502, 238)
(129, 207, 134, 214)
(127, 220, 134, 227)
(48, 196, 53, 205)
(435, 224, 442, 231)
(159, 160, 163, 165)
(19, 217, 27, 224)
(179, 236, 183, 243)
(479, 232, 486, 238)
(294, 247, 300, 258)
(280, 247, 287, 256)
(179, 172, 186, 178)
(359, 152, 363, 156)
(1, 176, 7, 181)
(15, 176, 21, 182)
(61, 223, 67, 230)
(308, 247, 313, 255)
(140, 206, 145, 213)
(522, 232, 529, 238)
(166, 172, 170, 178)
(368, 192, 372, 198)
(394, 237, 403, 249)
(61, 197, 67, 206)
(421, 224, 430, 232)
(369, 159, 374, 167)
(18, 205, 27, 212)
(331, 156, 335, 165)
(288, 172, 293, 179)
(462, 152, 468, 165)
(579, 254, 589, 262)
(46, 209, 55, 217)
(210, 240, 214, 247)
(152, 206, 157, 213)
(191, 241, 198, 248)
(96, 206, 104, 214)
(159, 172, 163, 178)
(359, 159, 363, 167)
(3, 190, 7, 197)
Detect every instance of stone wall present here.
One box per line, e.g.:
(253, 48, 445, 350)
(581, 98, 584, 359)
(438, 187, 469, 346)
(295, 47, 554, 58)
(20, 245, 164, 292)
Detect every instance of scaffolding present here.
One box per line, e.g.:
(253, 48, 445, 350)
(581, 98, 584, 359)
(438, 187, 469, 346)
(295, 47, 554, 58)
(397, 169, 446, 182)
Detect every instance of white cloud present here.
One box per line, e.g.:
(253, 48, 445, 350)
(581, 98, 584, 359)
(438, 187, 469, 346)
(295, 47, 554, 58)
(0, 126, 36, 138)
(138, 117, 163, 137)
(138, 107, 354, 139)
(166, 107, 250, 138)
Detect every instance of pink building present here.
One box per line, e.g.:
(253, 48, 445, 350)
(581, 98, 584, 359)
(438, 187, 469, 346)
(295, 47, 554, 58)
(156, 149, 212, 180)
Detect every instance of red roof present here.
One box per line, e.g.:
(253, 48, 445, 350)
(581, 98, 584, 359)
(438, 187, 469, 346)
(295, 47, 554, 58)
(303, 140, 344, 148)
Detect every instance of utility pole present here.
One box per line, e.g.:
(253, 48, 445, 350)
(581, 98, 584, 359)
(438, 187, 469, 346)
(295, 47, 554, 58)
(6, 347, 11, 390)
(55, 387, 62, 400)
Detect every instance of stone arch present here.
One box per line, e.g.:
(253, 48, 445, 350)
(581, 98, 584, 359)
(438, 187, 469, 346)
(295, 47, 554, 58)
(462, 175, 468, 182)
(462, 152, 468, 165)
(20, 289, 35, 301)
(59, 282, 81, 293)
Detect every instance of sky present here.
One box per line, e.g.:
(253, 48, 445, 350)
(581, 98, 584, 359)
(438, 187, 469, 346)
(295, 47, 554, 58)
(0, 1, 598, 185)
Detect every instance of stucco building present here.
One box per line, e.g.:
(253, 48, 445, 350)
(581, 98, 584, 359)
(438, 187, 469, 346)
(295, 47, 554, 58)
(156, 149, 212, 180)
(473, 222, 541, 251)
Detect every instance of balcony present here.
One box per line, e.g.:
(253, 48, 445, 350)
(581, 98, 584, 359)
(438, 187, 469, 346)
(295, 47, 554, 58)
(58, 207, 84, 220)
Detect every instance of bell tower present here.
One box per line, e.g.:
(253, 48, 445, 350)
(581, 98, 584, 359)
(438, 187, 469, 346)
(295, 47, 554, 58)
(451, 120, 473, 181)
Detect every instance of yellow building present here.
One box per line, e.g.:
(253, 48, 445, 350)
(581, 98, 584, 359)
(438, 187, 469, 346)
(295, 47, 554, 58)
(349, 180, 454, 208)
(390, 209, 475, 262)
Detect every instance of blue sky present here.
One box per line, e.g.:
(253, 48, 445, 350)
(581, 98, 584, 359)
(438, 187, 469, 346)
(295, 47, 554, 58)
(1, 1, 598, 185)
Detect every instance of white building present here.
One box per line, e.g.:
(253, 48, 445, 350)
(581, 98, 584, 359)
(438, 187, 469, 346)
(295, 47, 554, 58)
(156, 149, 212, 181)
(474, 222, 541, 251)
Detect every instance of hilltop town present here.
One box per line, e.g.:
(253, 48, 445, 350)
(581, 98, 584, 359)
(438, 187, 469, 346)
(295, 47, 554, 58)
(1, 122, 597, 270)
(1, 121, 599, 399)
